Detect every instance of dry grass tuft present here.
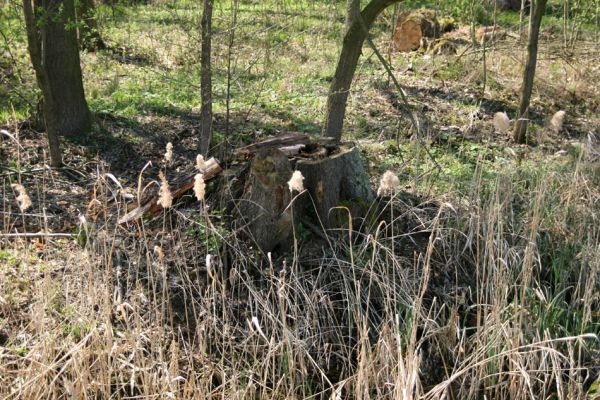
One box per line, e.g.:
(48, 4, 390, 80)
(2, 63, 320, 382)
(377, 170, 400, 196)
(493, 111, 511, 133)
(11, 183, 32, 211)
(287, 170, 305, 193)
(193, 173, 205, 201)
(550, 110, 566, 132)
(157, 170, 173, 208)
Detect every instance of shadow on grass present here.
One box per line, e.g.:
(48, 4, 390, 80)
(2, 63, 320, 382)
(64, 105, 322, 176)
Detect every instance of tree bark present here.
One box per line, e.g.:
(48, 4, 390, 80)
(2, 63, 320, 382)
(77, 0, 106, 51)
(322, 0, 403, 141)
(23, 0, 92, 167)
(237, 148, 295, 254)
(514, 0, 547, 144)
(199, 0, 213, 155)
(296, 146, 374, 228)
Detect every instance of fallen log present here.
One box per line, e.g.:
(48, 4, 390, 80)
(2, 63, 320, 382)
(475, 25, 506, 44)
(118, 157, 222, 224)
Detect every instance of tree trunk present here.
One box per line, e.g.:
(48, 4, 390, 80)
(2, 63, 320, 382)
(322, 0, 403, 141)
(23, 0, 92, 167)
(77, 0, 106, 51)
(199, 0, 213, 155)
(514, 0, 547, 144)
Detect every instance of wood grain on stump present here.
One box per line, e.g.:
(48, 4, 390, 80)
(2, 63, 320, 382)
(235, 141, 374, 253)
(237, 148, 294, 253)
(296, 146, 374, 229)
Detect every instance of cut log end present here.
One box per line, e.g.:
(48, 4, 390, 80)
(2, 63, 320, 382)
(394, 9, 441, 52)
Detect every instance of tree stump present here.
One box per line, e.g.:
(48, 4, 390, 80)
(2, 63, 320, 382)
(296, 146, 374, 229)
(237, 148, 295, 253)
(394, 9, 440, 52)
(234, 137, 375, 253)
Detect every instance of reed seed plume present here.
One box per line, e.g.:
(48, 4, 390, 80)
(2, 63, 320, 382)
(288, 170, 304, 193)
(194, 173, 206, 201)
(11, 183, 32, 211)
(550, 110, 566, 132)
(164, 142, 174, 163)
(377, 170, 400, 196)
(196, 154, 206, 172)
(493, 112, 510, 133)
(157, 171, 172, 208)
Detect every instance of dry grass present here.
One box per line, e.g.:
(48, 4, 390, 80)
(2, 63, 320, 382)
(1, 134, 598, 399)
(1, 1, 600, 398)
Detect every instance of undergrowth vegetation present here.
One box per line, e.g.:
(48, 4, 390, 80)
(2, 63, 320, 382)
(1, 0, 599, 398)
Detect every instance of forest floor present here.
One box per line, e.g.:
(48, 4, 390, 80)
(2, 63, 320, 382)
(1, 1, 600, 399)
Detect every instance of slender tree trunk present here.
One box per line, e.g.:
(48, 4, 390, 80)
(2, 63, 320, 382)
(322, 0, 402, 141)
(225, 0, 239, 138)
(23, 0, 92, 167)
(199, 0, 213, 155)
(514, 0, 547, 144)
(77, 0, 106, 51)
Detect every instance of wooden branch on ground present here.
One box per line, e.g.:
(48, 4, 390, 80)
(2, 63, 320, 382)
(234, 132, 341, 159)
(234, 133, 310, 156)
(118, 157, 222, 224)
(0, 232, 74, 238)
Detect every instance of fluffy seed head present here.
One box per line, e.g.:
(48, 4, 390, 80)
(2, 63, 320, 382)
(550, 110, 566, 132)
(164, 142, 174, 163)
(12, 184, 32, 211)
(206, 254, 214, 280)
(493, 112, 510, 133)
(196, 154, 206, 172)
(194, 173, 206, 201)
(157, 171, 173, 208)
(377, 170, 400, 196)
(287, 170, 305, 193)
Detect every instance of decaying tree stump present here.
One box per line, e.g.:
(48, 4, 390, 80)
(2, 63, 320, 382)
(234, 136, 374, 253)
(117, 134, 375, 255)
(236, 147, 295, 253)
(394, 9, 440, 52)
(296, 146, 374, 229)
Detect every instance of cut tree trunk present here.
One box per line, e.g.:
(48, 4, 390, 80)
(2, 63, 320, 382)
(514, 0, 547, 143)
(393, 9, 440, 52)
(296, 146, 374, 229)
(494, 0, 530, 11)
(234, 139, 374, 253)
(236, 148, 295, 253)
